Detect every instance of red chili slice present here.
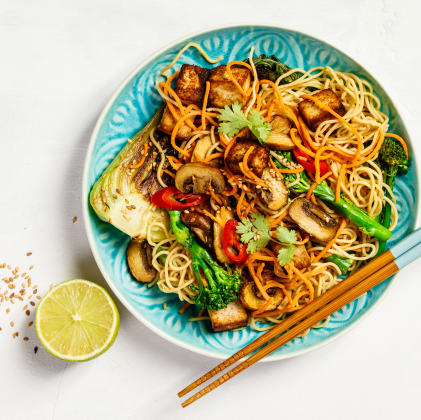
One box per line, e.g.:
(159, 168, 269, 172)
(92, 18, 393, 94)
(293, 149, 330, 177)
(151, 186, 208, 210)
(222, 219, 248, 265)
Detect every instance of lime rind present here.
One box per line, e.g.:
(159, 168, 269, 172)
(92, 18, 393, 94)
(35, 279, 120, 362)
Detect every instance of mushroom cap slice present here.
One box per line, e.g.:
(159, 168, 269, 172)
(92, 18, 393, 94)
(181, 211, 213, 253)
(265, 115, 296, 151)
(175, 162, 225, 194)
(126, 240, 157, 283)
(257, 167, 289, 211)
(289, 198, 339, 243)
(238, 279, 283, 312)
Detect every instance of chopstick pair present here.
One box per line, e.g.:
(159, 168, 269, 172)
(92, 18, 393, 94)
(178, 227, 421, 408)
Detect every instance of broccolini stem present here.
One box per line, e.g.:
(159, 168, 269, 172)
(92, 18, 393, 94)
(310, 181, 393, 242)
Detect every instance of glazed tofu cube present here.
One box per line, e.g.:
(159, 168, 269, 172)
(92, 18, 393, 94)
(157, 105, 193, 141)
(174, 64, 211, 106)
(209, 299, 249, 332)
(208, 65, 251, 109)
(298, 88, 346, 132)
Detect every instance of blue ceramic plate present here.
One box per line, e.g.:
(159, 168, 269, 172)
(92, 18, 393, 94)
(82, 24, 418, 360)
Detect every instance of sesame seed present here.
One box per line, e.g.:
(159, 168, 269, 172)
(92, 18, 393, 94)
(4, 280, 9, 284)
(22, 283, 25, 288)
(14, 275, 18, 279)
(15, 267, 19, 272)
(29, 266, 33, 270)
(125, 199, 129, 204)
(12, 333, 16, 339)
(26, 310, 30, 316)
(36, 296, 41, 300)
(30, 302, 35, 306)
(15, 332, 19, 337)
(73, 216, 77, 223)
(21, 273, 26, 277)
(5, 296, 9, 301)
(113, 194, 118, 199)
(27, 295, 32, 300)
(128, 139, 132, 143)
(7, 265, 11, 270)
(8, 285, 14, 289)
(34, 346, 38, 353)
(257, 231, 262, 235)
(11, 299, 14, 304)
(26, 253, 32, 257)
(131, 205, 136, 209)
(126, 206, 132, 210)
(12, 270, 16, 275)
(6, 308, 10, 314)
(23, 337, 28, 341)
(33, 289, 37, 294)
(251, 226, 256, 232)
(10, 322, 14, 327)
(50, 284, 53, 289)
(23, 305, 28, 310)
(28, 322, 33, 327)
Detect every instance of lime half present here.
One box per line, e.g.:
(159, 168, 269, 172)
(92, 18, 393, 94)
(35, 279, 120, 362)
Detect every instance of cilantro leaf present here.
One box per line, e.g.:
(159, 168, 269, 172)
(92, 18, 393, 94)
(250, 213, 271, 243)
(236, 212, 272, 254)
(247, 109, 272, 142)
(276, 227, 297, 245)
(277, 245, 296, 266)
(236, 217, 255, 243)
(217, 102, 249, 137)
(246, 236, 270, 254)
(217, 102, 272, 143)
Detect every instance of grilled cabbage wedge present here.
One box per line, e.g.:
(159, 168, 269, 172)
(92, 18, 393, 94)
(90, 107, 170, 242)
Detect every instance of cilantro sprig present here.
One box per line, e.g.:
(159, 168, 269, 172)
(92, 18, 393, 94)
(218, 102, 272, 143)
(236, 213, 297, 266)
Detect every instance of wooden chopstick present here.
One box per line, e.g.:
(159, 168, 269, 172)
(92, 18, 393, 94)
(181, 259, 399, 408)
(178, 249, 394, 398)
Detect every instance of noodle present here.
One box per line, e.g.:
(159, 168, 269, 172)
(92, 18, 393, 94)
(145, 44, 399, 334)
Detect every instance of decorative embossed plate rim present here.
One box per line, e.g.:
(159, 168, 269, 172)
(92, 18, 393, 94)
(82, 23, 419, 361)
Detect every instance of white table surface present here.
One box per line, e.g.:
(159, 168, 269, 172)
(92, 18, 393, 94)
(1, 1, 421, 419)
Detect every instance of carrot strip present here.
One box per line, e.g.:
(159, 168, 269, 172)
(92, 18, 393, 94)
(269, 158, 283, 179)
(269, 208, 288, 226)
(336, 164, 347, 202)
(163, 169, 175, 178)
(247, 258, 271, 301)
(194, 151, 203, 162)
(204, 152, 224, 163)
(226, 61, 254, 96)
(252, 298, 274, 317)
(237, 189, 246, 219)
(346, 131, 385, 167)
(277, 166, 304, 174)
(201, 81, 210, 129)
(312, 218, 347, 264)
(259, 80, 283, 105)
(129, 144, 148, 169)
(178, 302, 191, 314)
(202, 209, 224, 226)
(209, 182, 223, 205)
(168, 156, 183, 171)
(243, 195, 260, 218)
(291, 266, 314, 302)
(306, 171, 332, 200)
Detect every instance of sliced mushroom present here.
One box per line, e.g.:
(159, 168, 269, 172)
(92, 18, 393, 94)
(181, 211, 213, 253)
(191, 135, 222, 168)
(127, 239, 156, 283)
(265, 115, 297, 151)
(289, 198, 339, 243)
(271, 232, 311, 276)
(256, 167, 289, 211)
(225, 139, 269, 177)
(213, 208, 235, 264)
(175, 162, 225, 194)
(238, 278, 283, 312)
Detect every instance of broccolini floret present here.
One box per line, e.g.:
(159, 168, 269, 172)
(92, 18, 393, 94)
(168, 210, 242, 311)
